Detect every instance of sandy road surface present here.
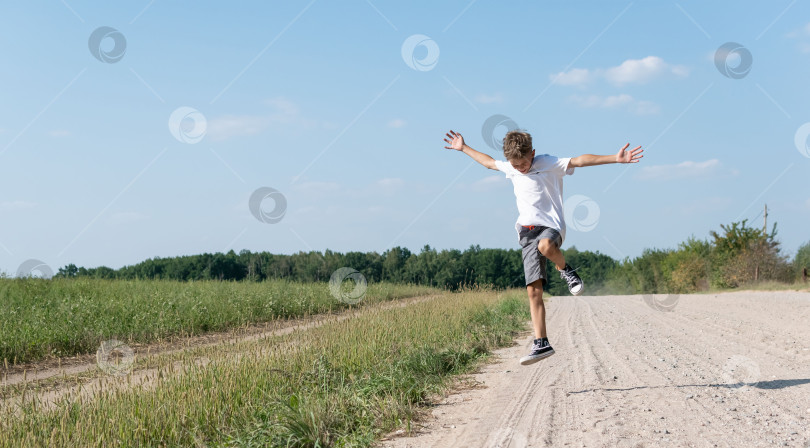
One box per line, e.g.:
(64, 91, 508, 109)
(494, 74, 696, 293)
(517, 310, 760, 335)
(381, 291, 810, 448)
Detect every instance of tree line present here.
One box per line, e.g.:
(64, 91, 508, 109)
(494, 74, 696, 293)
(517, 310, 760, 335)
(55, 220, 810, 295)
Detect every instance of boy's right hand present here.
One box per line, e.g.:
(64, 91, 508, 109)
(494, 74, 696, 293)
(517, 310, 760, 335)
(443, 130, 465, 151)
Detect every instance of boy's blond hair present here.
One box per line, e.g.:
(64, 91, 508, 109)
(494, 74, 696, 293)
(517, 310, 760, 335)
(503, 130, 533, 161)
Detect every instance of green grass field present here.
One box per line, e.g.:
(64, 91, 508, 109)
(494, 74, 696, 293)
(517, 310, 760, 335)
(0, 278, 440, 365)
(0, 286, 529, 447)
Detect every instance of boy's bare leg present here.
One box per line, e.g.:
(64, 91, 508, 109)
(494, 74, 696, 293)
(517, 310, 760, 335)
(538, 238, 566, 271)
(526, 279, 547, 339)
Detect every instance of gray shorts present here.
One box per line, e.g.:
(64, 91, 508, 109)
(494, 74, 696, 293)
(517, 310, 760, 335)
(518, 225, 562, 287)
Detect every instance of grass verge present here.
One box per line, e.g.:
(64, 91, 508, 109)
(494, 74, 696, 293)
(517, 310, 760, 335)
(0, 288, 528, 447)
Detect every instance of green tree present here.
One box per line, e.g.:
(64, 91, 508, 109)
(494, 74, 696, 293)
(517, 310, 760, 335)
(56, 263, 79, 278)
(793, 241, 810, 282)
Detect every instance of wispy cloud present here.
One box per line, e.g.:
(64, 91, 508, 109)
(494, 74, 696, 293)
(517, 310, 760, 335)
(376, 177, 404, 189)
(637, 159, 736, 181)
(466, 175, 505, 192)
(568, 94, 660, 115)
(108, 211, 148, 224)
(786, 22, 810, 53)
(786, 21, 810, 38)
(551, 56, 689, 87)
(207, 115, 272, 141)
(263, 97, 315, 126)
(387, 118, 406, 128)
(474, 93, 504, 104)
(604, 56, 688, 85)
(0, 200, 36, 212)
(292, 181, 342, 193)
(551, 68, 592, 87)
(207, 97, 318, 141)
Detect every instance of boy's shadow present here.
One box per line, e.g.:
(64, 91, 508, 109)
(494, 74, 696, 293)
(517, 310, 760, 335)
(567, 378, 810, 394)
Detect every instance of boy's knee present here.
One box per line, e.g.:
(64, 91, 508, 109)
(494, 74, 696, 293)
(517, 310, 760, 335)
(537, 238, 556, 254)
(526, 279, 544, 295)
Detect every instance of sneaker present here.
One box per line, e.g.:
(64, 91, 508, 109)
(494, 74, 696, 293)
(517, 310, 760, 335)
(559, 264, 584, 296)
(519, 337, 555, 365)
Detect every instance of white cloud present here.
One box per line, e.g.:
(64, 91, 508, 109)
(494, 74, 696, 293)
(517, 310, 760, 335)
(474, 93, 504, 104)
(553, 56, 688, 87)
(637, 159, 735, 181)
(605, 56, 667, 85)
(787, 22, 810, 53)
(601, 94, 633, 107)
(0, 200, 36, 212)
(387, 118, 407, 128)
(670, 65, 690, 77)
(568, 94, 660, 115)
(550, 68, 592, 87)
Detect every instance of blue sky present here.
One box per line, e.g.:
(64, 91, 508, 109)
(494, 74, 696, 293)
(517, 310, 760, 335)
(1, 1, 809, 276)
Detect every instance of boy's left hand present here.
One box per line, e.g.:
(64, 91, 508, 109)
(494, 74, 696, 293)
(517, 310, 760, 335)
(616, 143, 644, 163)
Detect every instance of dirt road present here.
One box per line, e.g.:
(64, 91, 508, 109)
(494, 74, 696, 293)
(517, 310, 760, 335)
(381, 291, 810, 448)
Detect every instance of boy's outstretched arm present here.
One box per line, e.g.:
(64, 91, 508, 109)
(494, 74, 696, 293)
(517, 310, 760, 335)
(443, 130, 497, 170)
(570, 143, 644, 168)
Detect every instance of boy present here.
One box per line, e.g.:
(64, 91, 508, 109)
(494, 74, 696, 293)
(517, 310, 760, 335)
(443, 129, 643, 365)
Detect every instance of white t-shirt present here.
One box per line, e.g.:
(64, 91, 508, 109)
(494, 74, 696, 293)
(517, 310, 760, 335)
(494, 155, 575, 241)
